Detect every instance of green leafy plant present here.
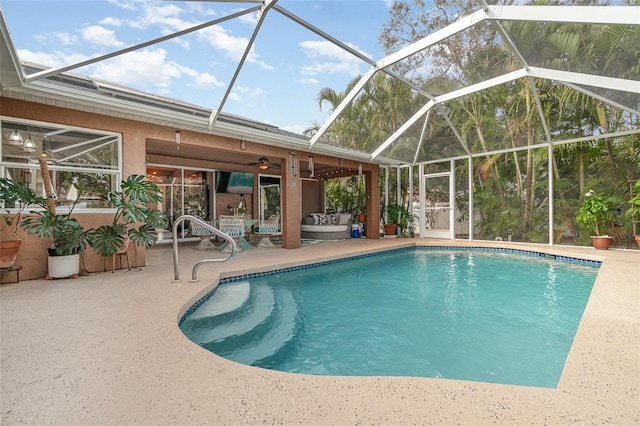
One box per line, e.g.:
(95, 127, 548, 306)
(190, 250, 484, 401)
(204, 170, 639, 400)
(325, 176, 366, 218)
(88, 175, 167, 257)
(11, 182, 90, 256)
(575, 190, 614, 237)
(0, 178, 43, 241)
(627, 181, 640, 222)
(385, 203, 413, 232)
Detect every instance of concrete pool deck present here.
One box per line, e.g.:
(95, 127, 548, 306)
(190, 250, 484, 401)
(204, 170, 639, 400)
(1, 239, 638, 425)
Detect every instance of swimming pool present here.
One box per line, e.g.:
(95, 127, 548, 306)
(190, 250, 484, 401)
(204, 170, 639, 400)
(180, 248, 599, 388)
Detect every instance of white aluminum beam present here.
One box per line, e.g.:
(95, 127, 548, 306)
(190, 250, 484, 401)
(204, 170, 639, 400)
(529, 67, 640, 94)
(486, 5, 640, 26)
(209, 1, 277, 128)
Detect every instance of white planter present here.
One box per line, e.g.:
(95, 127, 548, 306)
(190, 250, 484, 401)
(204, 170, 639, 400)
(48, 253, 80, 278)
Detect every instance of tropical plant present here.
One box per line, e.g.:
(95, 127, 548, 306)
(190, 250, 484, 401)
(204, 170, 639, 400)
(88, 175, 167, 258)
(627, 180, 640, 227)
(17, 182, 91, 256)
(0, 178, 42, 241)
(385, 203, 413, 232)
(325, 176, 366, 219)
(575, 190, 615, 237)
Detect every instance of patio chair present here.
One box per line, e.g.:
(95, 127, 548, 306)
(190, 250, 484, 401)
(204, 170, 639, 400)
(218, 215, 246, 253)
(104, 235, 131, 273)
(190, 220, 216, 250)
(256, 214, 280, 248)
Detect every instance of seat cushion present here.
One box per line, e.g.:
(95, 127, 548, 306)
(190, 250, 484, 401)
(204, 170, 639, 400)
(301, 224, 348, 233)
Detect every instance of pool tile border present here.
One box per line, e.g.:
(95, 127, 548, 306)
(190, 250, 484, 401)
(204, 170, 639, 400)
(179, 246, 601, 325)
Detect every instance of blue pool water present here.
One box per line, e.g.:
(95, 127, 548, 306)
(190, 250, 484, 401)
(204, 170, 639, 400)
(180, 248, 599, 388)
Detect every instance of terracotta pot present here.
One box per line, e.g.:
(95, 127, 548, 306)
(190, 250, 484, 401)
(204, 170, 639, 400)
(357, 214, 366, 224)
(383, 223, 397, 236)
(0, 240, 21, 269)
(635, 235, 640, 249)
(590, 236, 613, 250)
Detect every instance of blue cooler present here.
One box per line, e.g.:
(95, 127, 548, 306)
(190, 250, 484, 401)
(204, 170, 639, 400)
(351, 225, 360, 238)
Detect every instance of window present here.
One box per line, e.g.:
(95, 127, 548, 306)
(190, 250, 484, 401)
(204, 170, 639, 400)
(1, 117, 121, 210)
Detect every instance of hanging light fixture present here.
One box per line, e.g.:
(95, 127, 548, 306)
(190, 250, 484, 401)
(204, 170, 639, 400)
(308, 156, 314, 178)
(258, 157, 269, 170)
(289, 152, 297, 177)
(23, 134, 36, 153)
(22, 170, 32, 184)
(9, 129, 24, 146)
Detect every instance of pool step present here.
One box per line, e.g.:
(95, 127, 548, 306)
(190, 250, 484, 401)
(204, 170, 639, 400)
(181, 280, 300, 367)
(184, 285, 275, 345)
(225, 287, 299, 366)
(187, 281, 250, 320)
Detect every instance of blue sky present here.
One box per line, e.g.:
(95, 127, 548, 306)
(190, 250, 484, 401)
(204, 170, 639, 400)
(1, 0, 393, 135)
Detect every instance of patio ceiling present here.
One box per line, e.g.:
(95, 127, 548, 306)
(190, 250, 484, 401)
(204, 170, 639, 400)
(1, 2, 638, 167)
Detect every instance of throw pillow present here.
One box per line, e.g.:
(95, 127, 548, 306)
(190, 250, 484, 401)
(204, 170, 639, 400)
(338, 213, 351, 225)
(311, 213, 322, 225)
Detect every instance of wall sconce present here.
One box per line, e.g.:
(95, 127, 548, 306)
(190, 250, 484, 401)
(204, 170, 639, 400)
(23, 134, 36, 153)
(9, 130, 24, 146)
(358, 162, 362, 176)
(175, 130, 181, 151)
(240, 140, 246, 150)
(289, 152, 297, 177)
(308, 156, 314, 177)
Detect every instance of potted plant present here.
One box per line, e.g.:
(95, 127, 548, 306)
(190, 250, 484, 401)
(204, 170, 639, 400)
(0, 178, 43, 268)
(19, 183, 90, 278)
(626, 180, 640, 248)
(575, 190, 615, 250)
(88, 175, 167, 264)
(384, 203, 413, 237)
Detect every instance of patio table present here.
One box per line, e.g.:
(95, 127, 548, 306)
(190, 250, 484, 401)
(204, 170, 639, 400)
(216, 218, 258, 251)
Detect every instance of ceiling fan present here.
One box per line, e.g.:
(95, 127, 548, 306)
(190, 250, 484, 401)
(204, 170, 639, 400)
(248, 157, 280, 170)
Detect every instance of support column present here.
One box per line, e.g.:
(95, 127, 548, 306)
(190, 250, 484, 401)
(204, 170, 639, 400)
(282, 153, 301, 249)
(365, 167, 380, 240)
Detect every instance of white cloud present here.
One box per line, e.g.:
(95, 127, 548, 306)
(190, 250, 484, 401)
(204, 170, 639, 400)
(299, 77, 318, 85)
(196, 26, 272, 70)
(236, 10, 257, 26)
(55, 33, 78, 45)
(106, 0, 137, 11)
(16, 49, 91, 68)
(282, 124, 308, 135)
(234, 85, 265, 97)
(90, 48, 181, 88)
(99, 17, 123, 27)
(126, 1, 188, 31)
(228, 92, 242, 102)
(81, 26, 125, 48)
(299, 40, 368, 77)
(302, 61, 361, 77)
(33, 32, 77, 46)
(192, 72, 225, 89)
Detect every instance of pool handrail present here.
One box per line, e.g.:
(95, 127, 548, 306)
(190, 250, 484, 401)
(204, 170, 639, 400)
(172, 215, 237, 283)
